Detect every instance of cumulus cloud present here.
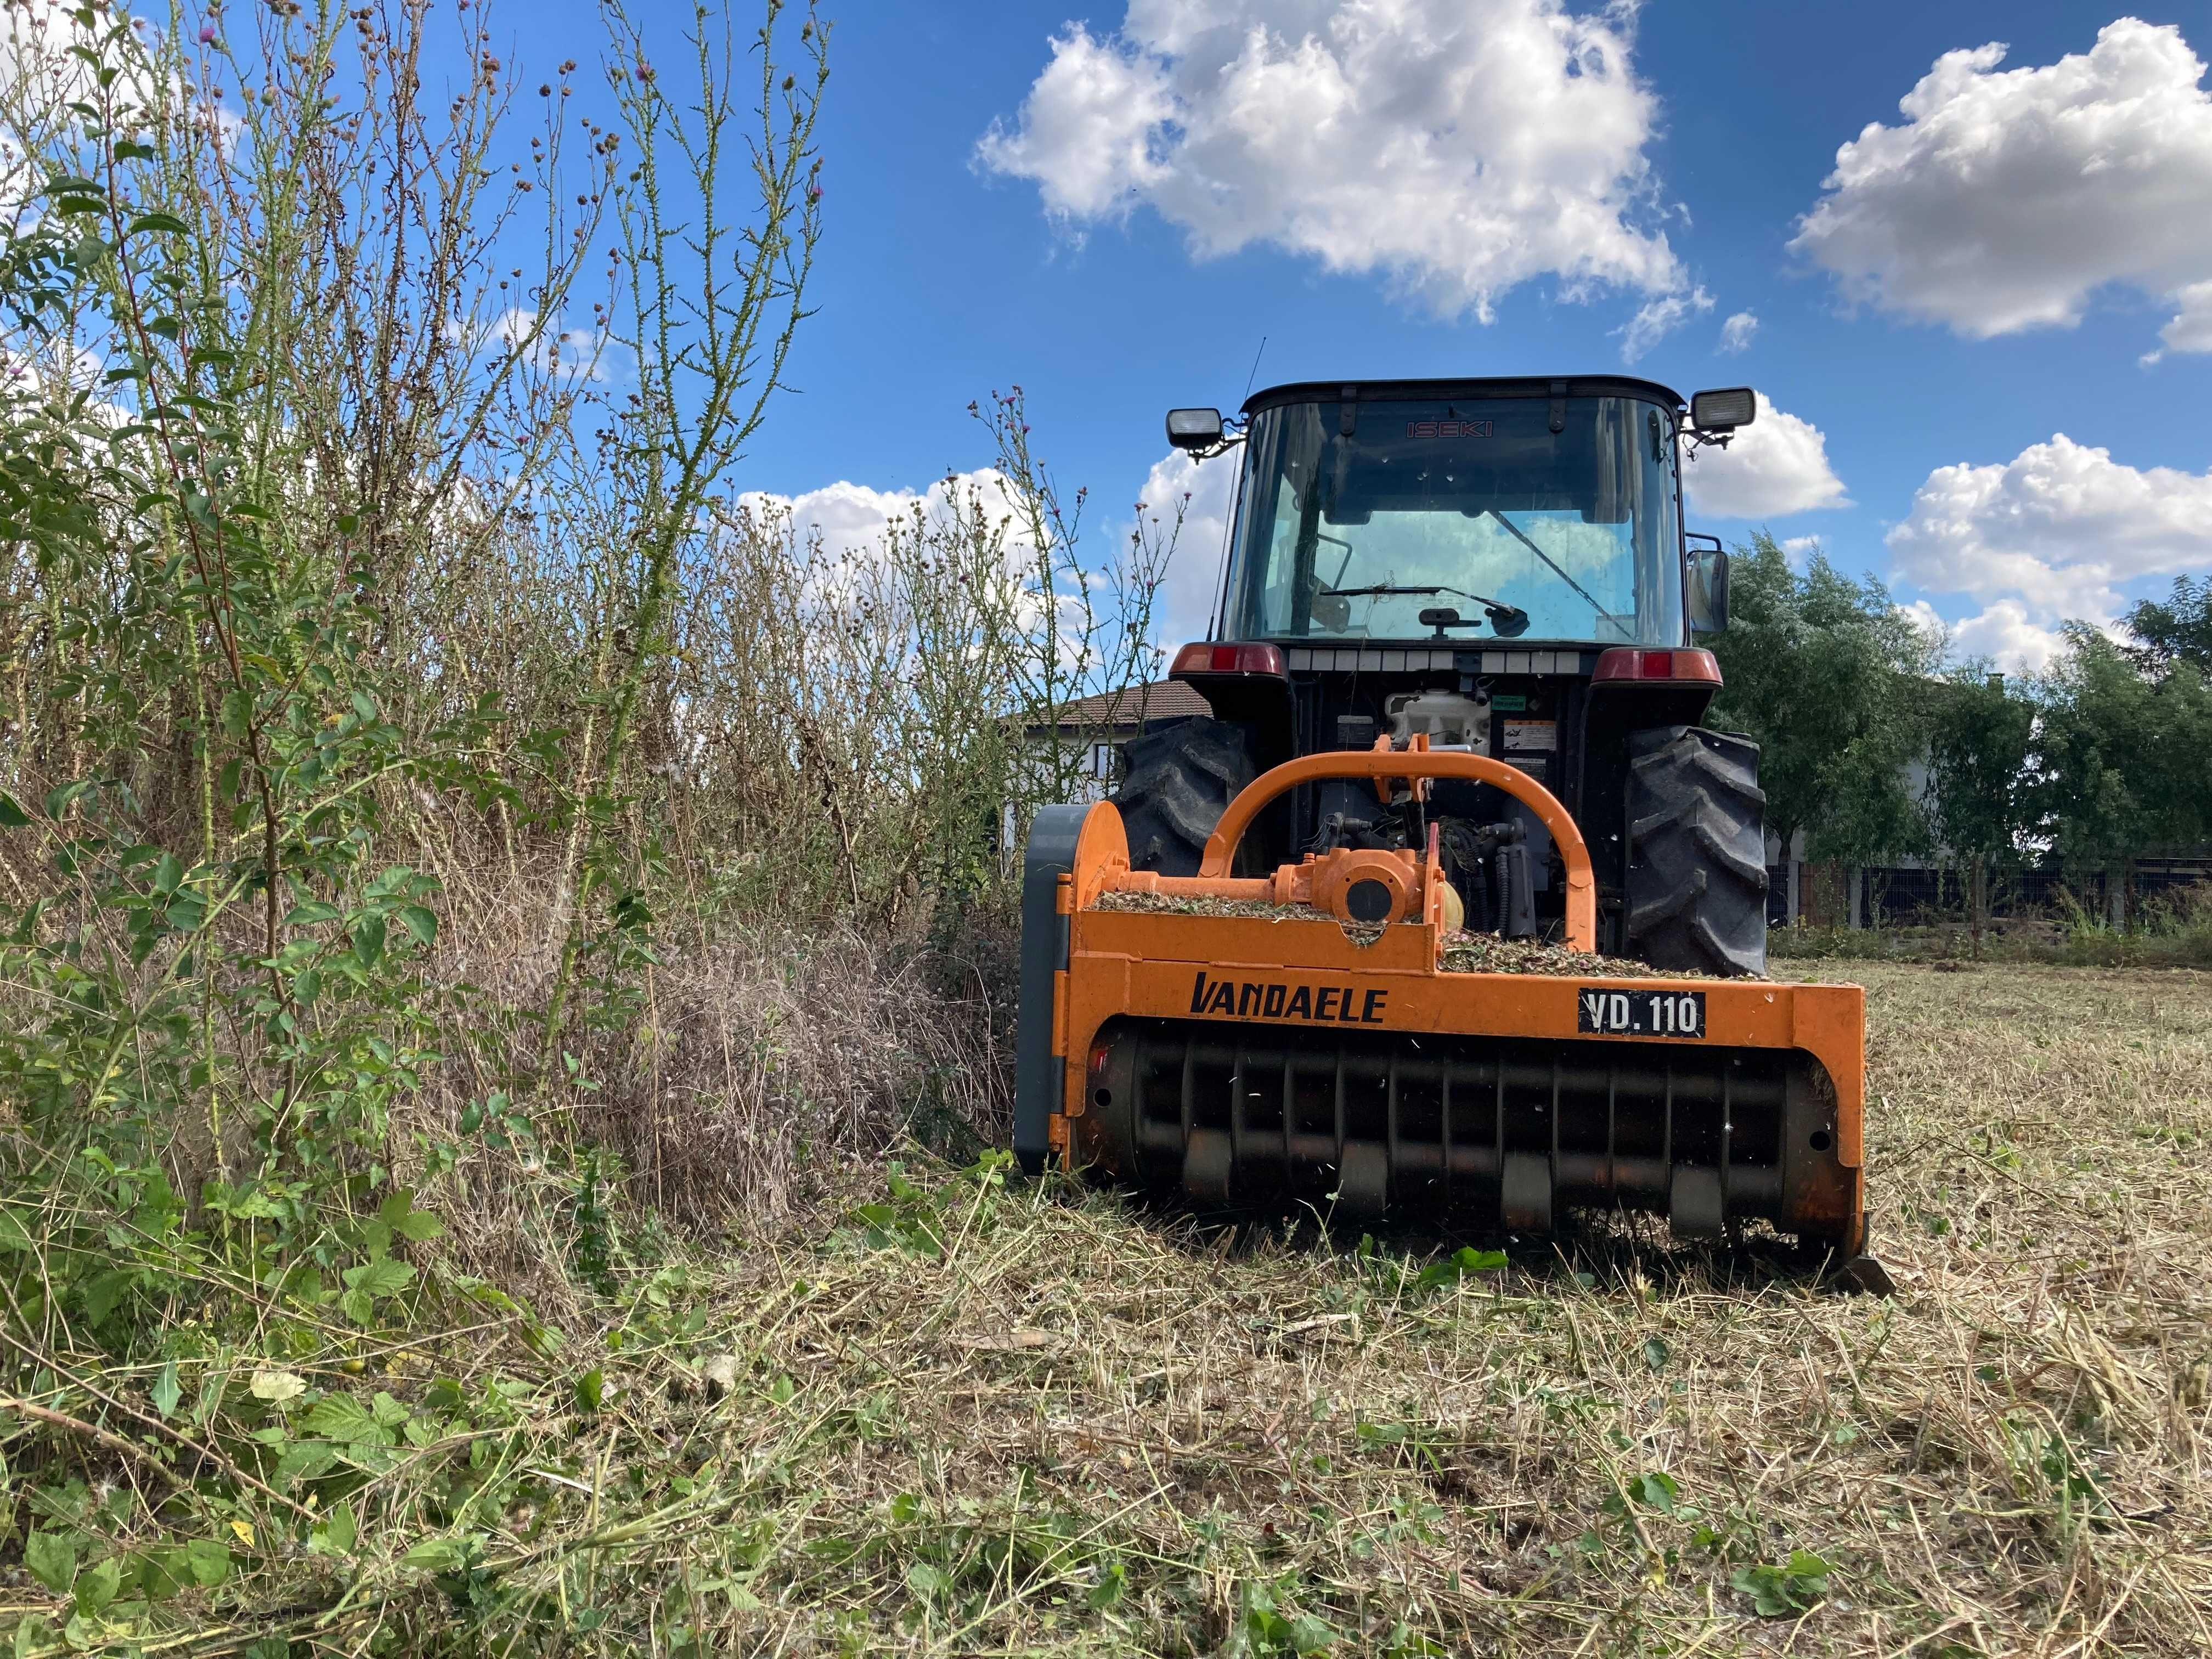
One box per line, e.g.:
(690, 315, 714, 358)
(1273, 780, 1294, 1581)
(1946, 601, 2072, 673)
(470, 307, 618, 383)
(978, 0, 1691, 321)
(1616, 286, 1712, 363)
(1886, 435, 2212, 636)
(733, 470, 1019, 563)
(1680, 395, 1849, 520)
(1718, 311, 1758, 353)
(2146, 278, 2212, 362)
(1791, 19, 2212, 351)
(1135, 447, 1239, 645)
(1778, 534, 1819, 568)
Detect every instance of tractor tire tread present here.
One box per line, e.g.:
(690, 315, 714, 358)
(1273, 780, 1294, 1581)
(1624, 726, 1768, 978)
(1113, 717, 1256, 877)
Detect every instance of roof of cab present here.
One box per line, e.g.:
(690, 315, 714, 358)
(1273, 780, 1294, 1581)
(1240, 375, 1687, 416)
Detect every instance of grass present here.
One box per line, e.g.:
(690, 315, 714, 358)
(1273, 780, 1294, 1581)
(7, 960, 2212, 1655)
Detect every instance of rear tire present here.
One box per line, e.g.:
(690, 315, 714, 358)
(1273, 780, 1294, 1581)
(1112, 718, 1255, 877)
(1624, 726, 1769, 977)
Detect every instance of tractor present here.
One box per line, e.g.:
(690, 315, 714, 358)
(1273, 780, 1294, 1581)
(1014, 376, 1878, 1273)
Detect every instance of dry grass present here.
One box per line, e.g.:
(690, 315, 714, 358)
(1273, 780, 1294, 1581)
(8, 961, 2211, 1655)
(523, 961, 2205, 1656)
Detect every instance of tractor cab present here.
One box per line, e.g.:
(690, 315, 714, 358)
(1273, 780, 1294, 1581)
(1134, 377, 1764, 972)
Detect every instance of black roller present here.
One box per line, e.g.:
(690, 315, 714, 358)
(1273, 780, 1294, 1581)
(1070, 1017, 1857, 1249)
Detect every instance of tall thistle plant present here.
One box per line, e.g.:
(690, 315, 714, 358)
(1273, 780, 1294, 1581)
(0, 0, 823, 1338)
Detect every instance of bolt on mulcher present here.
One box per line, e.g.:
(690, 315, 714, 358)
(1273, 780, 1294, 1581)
(1014, 376, 1881, 1277)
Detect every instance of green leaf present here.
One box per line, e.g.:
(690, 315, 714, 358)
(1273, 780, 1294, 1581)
(403, 1537, 473, 1573)
(1629, 1470, 1680, 1515)
(310, 1503, 358, 1557)
(126, 210, 189, 236)
(339, 1288, 373, 1326)
(301, 1394, 379, 1444)
(183, 1538, 230, 1587)
(151, 851, 183, 894)
(72, 1555, 123, 1617)
(285, 900, 341, 927)
(398, 904, 438, 946)
(342, 1257, 415, 1300)
(380, 1190, 444, 1242)
(576, 1368, 605, 1412)
(81, 1268, 132, 1326)
(220, 688, 252, 738)
(352, 913, 386, 968)
(0, 789, 29, 827)
(275, 1440, 339, 1488)
(150, 1360, 181, 1419)
(165, 894, 206, 933)
(24, 1530, 77, 1594)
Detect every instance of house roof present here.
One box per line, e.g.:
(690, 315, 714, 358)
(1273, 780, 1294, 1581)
(1028, 680, 1212, 734)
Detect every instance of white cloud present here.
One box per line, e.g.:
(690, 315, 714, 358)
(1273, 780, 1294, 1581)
(1791, 19, 2212, 352)
(1779, 534, 1819, 569)
(1944, 600, 2070, 673)
(2146, 278, 2212, 362)
(735, 469, 1019, 563)
(1135, 447, 1238, 645)
(1680, 395, 1849, 520)
(1616, 286, 1712, 363)
(1718, 311, 1758, 353)
(471, 307, 616, 383)
(1886, 435, 2212, 633)
(978, 0, 1691, 321)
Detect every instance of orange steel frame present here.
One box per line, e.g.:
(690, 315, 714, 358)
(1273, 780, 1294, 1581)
(1045, 747, 1867, 1250)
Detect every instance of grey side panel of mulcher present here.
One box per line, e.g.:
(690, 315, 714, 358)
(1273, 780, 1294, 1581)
(1014, 805, 1090, 1176)
(1624, 725, 1769, 978)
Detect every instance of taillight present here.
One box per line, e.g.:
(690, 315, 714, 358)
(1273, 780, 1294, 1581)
(1592, 647, 1722, 685)
(1170, 641, 1286, 677)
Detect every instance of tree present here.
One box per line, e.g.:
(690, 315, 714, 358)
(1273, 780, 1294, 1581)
(2123, 574, 2212, 676)
(1708, 535, 1939, 896)
(2032, 626, 2212, 923)
(1922, 669, 2034, 951)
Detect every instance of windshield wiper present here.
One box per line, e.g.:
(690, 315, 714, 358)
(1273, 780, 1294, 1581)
(1322, 583, 1531, 637)
(1482, 511, 1627, 633)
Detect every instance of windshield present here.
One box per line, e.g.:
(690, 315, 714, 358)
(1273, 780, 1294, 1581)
(1222, 396, 1684, 645)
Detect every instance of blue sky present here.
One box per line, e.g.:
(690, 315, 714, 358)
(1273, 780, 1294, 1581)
(515, 0, 2212, 669)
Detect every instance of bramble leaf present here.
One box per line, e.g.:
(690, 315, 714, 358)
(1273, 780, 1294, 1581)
(24, 1530, 77, 1594)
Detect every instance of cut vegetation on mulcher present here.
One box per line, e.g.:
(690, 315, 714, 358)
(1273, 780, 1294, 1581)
(1018, 376, 1885, 1282)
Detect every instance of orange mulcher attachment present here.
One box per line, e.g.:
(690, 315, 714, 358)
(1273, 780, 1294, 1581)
(1013, 747, 1868, 1258)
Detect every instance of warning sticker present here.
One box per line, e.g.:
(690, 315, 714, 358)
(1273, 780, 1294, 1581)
(1503, 719, 1557, 753)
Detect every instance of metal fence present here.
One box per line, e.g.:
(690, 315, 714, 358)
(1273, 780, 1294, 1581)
(1857, 858, 2212, 925)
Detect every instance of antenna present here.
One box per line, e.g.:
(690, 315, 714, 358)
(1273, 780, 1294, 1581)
(1241, 335, 1267, 401)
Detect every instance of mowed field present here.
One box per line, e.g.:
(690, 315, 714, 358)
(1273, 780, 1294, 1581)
(136, 966, 2209, 1655)
(466, 962, 2208, 1658)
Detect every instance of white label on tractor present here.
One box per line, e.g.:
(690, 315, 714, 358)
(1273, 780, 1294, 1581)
(1503, 719, 1557, 753)
(1577, 987, 1706, 1038)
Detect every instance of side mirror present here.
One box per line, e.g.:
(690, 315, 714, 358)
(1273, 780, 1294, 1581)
(1688, 541, 1730, 637)
(1689, 387, 1756, 434)
(1165, 408, 1224, 451)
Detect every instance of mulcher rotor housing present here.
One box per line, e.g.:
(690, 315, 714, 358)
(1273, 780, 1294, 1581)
(1014, 375, 1871, 1257)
